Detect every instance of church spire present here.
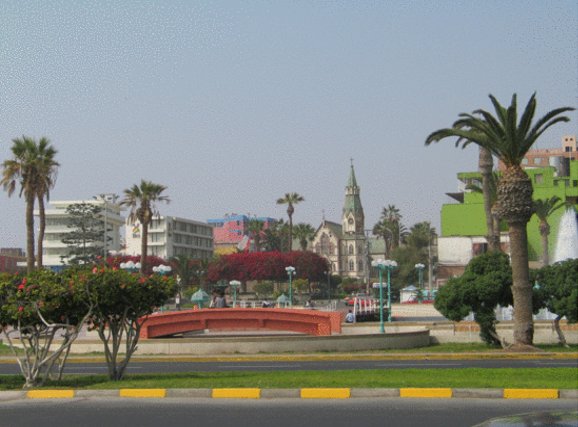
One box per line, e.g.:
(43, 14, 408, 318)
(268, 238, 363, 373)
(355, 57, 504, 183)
(342, 160, 364, 234)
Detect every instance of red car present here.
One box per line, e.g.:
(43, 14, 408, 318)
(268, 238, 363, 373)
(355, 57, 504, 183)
(343, 293, 369, 306)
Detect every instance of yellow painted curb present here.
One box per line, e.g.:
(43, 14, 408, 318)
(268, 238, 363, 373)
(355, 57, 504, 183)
(504, 389, 559, 399)
(27, 390, 75, 399)
(119, 389, 166, 398)
(300, 388, 351, 399)
(400, 388, 452, 398)
(212, 388, 261, 399)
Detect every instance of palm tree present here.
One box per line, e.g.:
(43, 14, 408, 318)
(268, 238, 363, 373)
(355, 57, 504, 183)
(372, 219, 393, 256)
(478, 147, 501, 252)
(381, 205, 405, 249)
(121, 180, 170, 273)
(276, 192, 304, 251)
(34, 140, 59, 268)
(1, 136, 58, 273)
(533, 196, 565, 267)
(466, 171, 501, 252)
(426, 93, 574, 347)
(293, 223, 316, 251)
(245, 217, 264, 252)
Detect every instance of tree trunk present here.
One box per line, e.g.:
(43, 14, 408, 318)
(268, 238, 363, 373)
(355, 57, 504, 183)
(25, 191, 36, 274)
(539, 222, 550, 267)
(37, 195, 45, 268)
(479, 147, 500, 252)
(553, 315, 569, 348)
(288, 213, 293, 252)
(140, 223, 148, 274)
(508, 220, 534, 346)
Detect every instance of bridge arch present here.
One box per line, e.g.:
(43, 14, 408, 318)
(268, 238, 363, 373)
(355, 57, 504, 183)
(140, 308, 343, 338)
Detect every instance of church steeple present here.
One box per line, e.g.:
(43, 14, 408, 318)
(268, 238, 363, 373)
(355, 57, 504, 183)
(342, 160, 365, 234)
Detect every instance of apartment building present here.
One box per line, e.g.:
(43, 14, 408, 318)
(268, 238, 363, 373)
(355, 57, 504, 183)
(124, 216, 213, 260)
(37, 197, 124, 268)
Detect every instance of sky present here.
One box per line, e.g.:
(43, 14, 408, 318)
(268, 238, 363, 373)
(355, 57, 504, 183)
(1, 1, 577, 249)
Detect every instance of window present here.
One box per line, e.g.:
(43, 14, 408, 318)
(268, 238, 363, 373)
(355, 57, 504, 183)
(348, 244, 354, 255)
(349, 260, 355, 271)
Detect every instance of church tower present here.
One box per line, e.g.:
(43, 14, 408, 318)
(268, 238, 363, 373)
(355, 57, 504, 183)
(341, 161, 367, 278)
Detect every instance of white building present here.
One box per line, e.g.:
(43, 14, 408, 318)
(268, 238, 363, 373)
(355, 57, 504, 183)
(37, 197, 124, 268)
(124, 216, 213, 260)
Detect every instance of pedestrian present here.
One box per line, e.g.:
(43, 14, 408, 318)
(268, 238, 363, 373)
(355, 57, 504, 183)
(345, 309, 355, 323)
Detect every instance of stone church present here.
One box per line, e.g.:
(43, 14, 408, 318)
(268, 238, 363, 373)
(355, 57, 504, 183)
(311, 163, 384, 280)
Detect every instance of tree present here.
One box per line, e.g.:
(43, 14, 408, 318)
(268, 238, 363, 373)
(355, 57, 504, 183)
(1, 136, 58, 273)
(434, 252, 513, 347)
(276, 192, 304, 251)
(293, 223, 316, 251)
(426, 93, 574, 347)
(478, 147, 501, 252)
(0, 270, 91, 388)
(261, 219, 288, 252)
(120, 180, 170, 274)
(85, 267, 175, 380)
(466, 171, 502, 252)
(381, 205, 406, 249)
(532, 196, 565, 267)
(61, 202, 105, 265)
(372, 219, 393, 257)
(533, 259, 578, 347)
(246, 217, 265, 252)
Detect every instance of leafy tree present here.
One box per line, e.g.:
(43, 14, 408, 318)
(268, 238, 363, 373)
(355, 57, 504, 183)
(293, 223, 316, 251)
(261, 219, 289, 252)
(434, 252, 513, 347)
(533, 259, 578, 347)
(426, 93, 574, 347)
(120, 180, 170, 273)
(1, 136, 59, 272)
(532, 196, 565, 266)
(85, 267, 175, 380)
(61, 202, 105, 265)
(276, 192, 304, 251)
(0, 270, 91, 388)
(253, 281, 274, 298)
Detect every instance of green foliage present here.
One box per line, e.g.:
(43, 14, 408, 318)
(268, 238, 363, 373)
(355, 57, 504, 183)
(534, 259, 578, 324)
(61, 202, 105, 265)
(84, 267, 176, 381)
(253, 281, 274, 297)
(435, 252, 513, 346)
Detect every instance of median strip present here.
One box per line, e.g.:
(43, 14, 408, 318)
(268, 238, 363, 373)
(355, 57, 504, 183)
(27, 390, 75, 399)
(300, 388, 351, 399)
(119, 388, 166, 398)
(503, 388, 559, 399)
(400, 388, 452, 398)
(212, 388, 261, 399)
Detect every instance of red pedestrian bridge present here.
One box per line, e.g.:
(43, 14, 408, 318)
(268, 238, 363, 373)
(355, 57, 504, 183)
(139, 308, 343, 338)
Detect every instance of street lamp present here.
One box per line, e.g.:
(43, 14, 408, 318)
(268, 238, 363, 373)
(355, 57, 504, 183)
(120, 260, 141, 273)
(285, 266, 296, 308)
(415, 263, 425, 302)
(229, 280, 241, 308)
(152, 264, 172, 275)
(371, 259, 387, 333)
(384, 259, 397, 323)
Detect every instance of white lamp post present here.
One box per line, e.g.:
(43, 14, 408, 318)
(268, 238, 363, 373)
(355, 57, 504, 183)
(120, 260, 141, 273)
(285, 266, 296, 308)
(229, 280, 241, 308)
(415, 263, 425, 302)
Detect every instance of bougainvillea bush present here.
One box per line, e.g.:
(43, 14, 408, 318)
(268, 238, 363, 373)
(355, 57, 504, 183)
(0, 270, 91, 388)
(84, 267, 176, 380)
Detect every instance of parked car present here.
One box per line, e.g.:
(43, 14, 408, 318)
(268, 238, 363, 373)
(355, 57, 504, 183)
(343, 293, 370, 306)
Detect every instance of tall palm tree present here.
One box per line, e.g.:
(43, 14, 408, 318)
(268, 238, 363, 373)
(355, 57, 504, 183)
(372, 219, 393, 257)
(466, 171, 501, 252)
(533, 196, 565, 267)
(34, 140, 59, 268)
(1, 136, 58, 273)
(478, 147, 501, 252)
(293, 223, 316, 251)
(276, 192, 304, 251)
(381, 204, 405, 249)
(121, 180, 170, 273)
(426, 93, 574, 347)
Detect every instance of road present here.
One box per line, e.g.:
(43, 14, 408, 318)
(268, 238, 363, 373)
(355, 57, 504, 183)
(0, 358, 576, 375)
(0, 398, 576, 427)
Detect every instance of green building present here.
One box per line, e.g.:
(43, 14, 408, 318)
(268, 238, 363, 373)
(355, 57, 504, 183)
(437, 157, 578, 284)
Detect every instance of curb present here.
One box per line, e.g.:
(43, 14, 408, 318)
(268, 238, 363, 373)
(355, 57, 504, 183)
(1, 388, 575, 401)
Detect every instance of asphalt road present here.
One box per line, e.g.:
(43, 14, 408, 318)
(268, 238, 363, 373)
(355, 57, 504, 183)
(0, 358, 576, 375)
(0, 398, 576, 427)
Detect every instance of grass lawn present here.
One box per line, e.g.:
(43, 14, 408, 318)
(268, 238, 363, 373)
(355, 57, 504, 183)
(0, 368, 576, 391)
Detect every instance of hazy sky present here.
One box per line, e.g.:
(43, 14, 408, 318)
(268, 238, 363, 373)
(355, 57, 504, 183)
(1, 1, 577, 248)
